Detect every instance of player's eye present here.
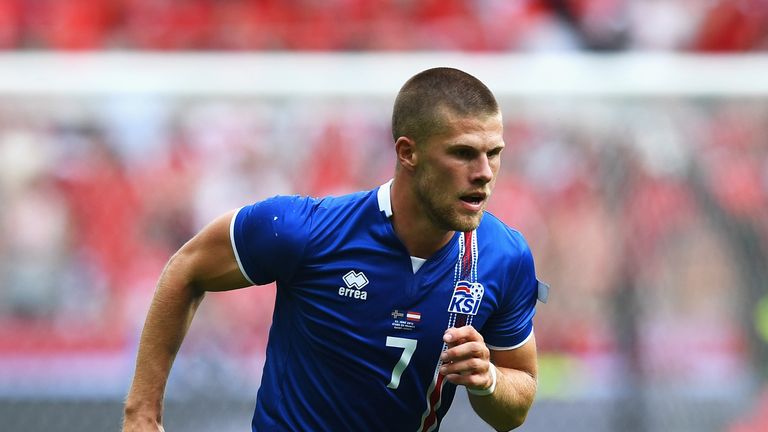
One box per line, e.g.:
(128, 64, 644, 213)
(453, 148, 475, 159)
(488, 147, 503, 158)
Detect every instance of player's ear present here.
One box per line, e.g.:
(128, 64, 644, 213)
(395, 136, 418, 171)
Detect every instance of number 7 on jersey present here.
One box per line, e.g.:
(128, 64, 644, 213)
(386, 336, 418, 389)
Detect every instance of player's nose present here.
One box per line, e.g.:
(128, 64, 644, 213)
(470, 153, 494, 185)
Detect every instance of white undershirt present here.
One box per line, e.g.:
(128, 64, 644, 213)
(410, 256, 427, 273)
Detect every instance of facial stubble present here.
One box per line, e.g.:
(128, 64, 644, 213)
(413, 164, 485, 234)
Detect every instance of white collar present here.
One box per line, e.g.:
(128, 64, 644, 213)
(376, 179, 394, 218)
(377, 179, 425, 273)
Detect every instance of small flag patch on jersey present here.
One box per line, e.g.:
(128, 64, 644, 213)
(406, 311, 421, 322)
(391, 309, 417, 331)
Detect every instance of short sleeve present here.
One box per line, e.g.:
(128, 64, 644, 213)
(481, 241, 539, 350)
(230, 195, 313, 285)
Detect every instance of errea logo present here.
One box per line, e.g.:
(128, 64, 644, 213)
(339, 270, 369, 300)
(343, 270, 368, 289)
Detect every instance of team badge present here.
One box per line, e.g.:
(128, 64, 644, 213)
(447, 281, 484, 315)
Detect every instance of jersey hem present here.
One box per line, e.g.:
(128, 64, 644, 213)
(229, 207, 255, 285)
(486, 329, 533, 351)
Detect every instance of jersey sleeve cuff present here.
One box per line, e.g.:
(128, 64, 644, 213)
(230, 207, 255, 285)
(486, 328, 534, 351)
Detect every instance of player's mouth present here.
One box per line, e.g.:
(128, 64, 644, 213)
(459, 192, 487, 211)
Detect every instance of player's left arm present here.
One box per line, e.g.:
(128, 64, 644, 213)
(440, 326, 537, 431)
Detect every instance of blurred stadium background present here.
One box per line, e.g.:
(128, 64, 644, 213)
(1, 1, 768, 431)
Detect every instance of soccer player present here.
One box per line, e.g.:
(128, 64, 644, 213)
(123, 67, 547, 431)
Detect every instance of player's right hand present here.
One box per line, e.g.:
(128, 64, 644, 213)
(439, 325, 494, 392)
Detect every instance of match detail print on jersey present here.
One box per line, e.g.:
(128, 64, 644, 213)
(418, 230, 482, 432)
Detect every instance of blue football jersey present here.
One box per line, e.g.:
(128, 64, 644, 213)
(230, 180, 541, 431)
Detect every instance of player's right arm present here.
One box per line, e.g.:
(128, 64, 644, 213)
(122, 210, 252, 431)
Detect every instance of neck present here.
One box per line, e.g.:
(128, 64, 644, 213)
(389, 175, 455, 259)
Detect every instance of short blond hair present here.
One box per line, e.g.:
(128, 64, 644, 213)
(392, 67, 499, 144)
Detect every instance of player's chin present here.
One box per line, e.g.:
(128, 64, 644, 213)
(451, 213, 483, 232)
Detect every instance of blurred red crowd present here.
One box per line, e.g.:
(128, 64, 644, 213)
(0, 98, 765, 361)
(0, 0, 766, 51)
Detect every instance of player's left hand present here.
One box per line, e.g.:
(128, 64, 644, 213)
(439, 326, 493, 392)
